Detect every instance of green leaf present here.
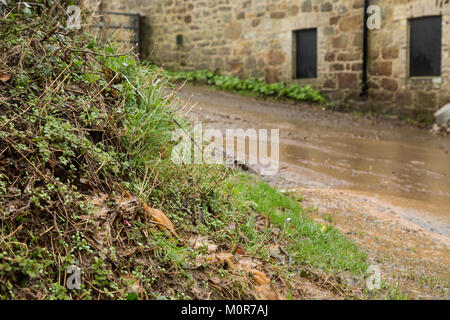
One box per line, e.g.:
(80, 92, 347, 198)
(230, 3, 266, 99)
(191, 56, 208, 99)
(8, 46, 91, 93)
(127, 292, 138, 300)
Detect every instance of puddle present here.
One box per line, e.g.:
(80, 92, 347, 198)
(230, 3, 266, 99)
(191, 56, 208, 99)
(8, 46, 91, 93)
(178, 85, 450, 237)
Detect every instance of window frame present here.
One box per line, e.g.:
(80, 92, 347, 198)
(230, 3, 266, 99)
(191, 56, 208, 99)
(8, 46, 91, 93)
(293, 28, 318, 80)
(408, 15, 442, 78)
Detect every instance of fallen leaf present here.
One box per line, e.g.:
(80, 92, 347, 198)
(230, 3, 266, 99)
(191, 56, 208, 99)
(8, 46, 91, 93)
(0, 72, 10, 83)
(199, 251, 284, 300)
(255, 283, 282, 300)
(143, 205, 179, 238)
(248, 269, 283, 300)
(235, 247, 247, 255)
(215, 252, 235, 269)
(248, 269, 270, 285)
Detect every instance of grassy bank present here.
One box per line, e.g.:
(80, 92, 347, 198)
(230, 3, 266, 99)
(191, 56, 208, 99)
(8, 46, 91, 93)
(0, 1, 375, 300)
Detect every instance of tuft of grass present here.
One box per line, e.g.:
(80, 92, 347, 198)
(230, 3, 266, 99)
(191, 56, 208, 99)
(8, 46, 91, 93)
(223, 174, 368, 275)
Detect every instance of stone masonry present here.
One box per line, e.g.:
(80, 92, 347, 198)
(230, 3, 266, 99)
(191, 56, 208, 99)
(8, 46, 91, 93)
(100, 0, 450, 120)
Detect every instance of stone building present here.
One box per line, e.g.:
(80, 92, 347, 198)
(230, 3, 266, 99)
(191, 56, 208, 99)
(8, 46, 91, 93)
(100, 0, 450, 120)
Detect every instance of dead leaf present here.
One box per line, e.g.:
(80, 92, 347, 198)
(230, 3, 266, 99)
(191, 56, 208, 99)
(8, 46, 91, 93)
(215, 252, 235, 269)
(255, 283, 282, 300)
(143, 205, 179, 238)
(102, 67, 115, 82)
(248, 269, 283, 300)
(248, 269, 270, 285)
(0, 72, 10, 83)
(199, 251, 284, 300)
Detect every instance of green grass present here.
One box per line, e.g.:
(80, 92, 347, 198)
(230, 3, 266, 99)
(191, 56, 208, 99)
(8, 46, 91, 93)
(223, 174, 368, 275)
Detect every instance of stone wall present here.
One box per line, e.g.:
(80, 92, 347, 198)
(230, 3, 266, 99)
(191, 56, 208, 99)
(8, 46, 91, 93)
(101, 0, 450, 120)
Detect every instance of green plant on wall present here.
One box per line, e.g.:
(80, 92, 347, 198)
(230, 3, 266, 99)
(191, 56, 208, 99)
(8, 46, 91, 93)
(164, 70, 326, 104)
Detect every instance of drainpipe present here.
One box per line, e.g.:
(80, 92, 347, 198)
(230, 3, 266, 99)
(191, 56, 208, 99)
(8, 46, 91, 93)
(360, 0, 369, 96)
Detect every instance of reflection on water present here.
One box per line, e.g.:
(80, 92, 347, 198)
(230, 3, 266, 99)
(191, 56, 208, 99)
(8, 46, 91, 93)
(279, 129, 450, 217)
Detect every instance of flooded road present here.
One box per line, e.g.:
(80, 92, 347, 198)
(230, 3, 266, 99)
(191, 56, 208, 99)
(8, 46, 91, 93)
(178, 85, 450, 237)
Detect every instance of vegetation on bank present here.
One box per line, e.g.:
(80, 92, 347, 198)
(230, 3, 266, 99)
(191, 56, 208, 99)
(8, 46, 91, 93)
(0, 1, 383, 300)
(164, 69, 327, 104)
(226, 176, 367, 275)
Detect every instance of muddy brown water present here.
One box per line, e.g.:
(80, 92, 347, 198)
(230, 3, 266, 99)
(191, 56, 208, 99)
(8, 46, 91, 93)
(178, 85, 450, 238)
